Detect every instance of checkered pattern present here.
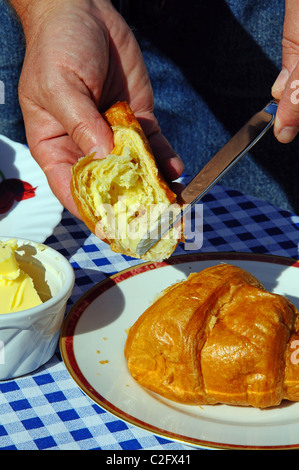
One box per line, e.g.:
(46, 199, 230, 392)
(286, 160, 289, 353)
(1, 180, 298, 450)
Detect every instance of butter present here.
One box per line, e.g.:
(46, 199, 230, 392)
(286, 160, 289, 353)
(0, 240, 20, 280)
(0, 240, 42, 314)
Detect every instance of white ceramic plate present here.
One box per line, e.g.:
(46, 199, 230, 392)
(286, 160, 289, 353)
(0, 135, 63, 242)
(60, 252, 299, 450)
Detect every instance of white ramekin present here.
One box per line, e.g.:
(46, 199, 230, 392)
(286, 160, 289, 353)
(0, 237, 74, 380)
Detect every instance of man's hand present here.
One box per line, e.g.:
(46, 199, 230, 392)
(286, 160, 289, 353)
(272, 0, 299, 144)
(10, 0, 183, 216)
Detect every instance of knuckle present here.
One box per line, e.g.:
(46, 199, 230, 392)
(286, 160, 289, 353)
(70, 119, 91, 147)
(282, 37, 299, 56)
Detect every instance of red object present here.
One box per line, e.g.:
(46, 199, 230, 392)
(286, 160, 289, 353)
(0, 172, 37, 214)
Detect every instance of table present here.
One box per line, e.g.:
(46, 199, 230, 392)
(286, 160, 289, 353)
(0, 179, 299, 451)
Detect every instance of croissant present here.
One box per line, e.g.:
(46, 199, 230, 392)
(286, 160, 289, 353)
(71, 101, 182, 261)
(124, 263, 299, 408)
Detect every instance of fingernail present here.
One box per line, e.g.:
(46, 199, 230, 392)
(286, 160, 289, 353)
(272, 68, 290, 96)
(172, 153, 185, 175)
(88, 146, 106, 159)
(275, 126, 299, 143)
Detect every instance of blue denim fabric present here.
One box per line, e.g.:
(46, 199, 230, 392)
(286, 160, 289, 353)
(0, 1, 25, 143)
(128, 0, 299, 213)
(1, 0, 299, 212)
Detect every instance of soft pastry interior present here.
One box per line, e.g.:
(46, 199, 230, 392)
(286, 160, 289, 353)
(71, 102, 182, 261)
(124, 263, 299, 408)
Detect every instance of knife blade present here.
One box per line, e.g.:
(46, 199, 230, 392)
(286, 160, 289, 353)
(136, 100, 278, 257)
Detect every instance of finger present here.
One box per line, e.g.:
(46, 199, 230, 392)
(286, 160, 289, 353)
(137, 113, 184, 181)
(148, 131, 184, 181)
(271, 0, 299, 143)
(47, 162, 81, 219)
(271, 67, 290, 100)
(41, 77, 114, 158)
(170, 181, 185, 196)
(273, 67, 299, 144)
(30, 134, 83, 218)
(272, 0, 299, 99)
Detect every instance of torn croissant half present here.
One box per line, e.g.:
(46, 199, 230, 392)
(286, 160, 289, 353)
(71, 101, 182, 261)
(125, 264, 299, 409)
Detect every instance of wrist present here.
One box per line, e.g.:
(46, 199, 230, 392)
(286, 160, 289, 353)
(9, 0, 58, 38)
(9, 0, 113, 40)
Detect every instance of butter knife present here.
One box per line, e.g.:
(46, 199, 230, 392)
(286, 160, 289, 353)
(136, 100, 278, 256)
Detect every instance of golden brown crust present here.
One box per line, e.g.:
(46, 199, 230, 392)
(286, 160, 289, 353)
(103, 101, 139, 128)
(71, 101, 181, 261)
(124, 264, 299, 408)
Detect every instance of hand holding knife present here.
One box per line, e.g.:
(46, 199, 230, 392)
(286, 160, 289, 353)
(136, 100, 278, 257)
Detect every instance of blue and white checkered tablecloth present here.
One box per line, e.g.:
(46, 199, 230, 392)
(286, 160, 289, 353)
(0, 181, 299, 451)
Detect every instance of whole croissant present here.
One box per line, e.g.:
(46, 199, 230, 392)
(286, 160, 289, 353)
(124, 264, 299, 408)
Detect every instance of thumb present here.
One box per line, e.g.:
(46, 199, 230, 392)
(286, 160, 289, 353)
(272, 65, 299, 144)
(271, 0, 299, 143)
(46, 80, 114, 157)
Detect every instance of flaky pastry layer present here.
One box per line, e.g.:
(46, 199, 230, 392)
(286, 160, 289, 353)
(71, 102, 182, 261)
